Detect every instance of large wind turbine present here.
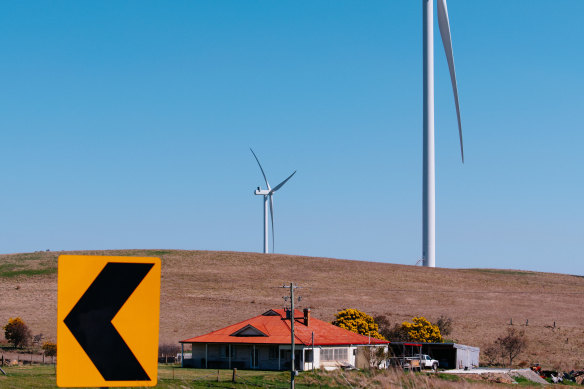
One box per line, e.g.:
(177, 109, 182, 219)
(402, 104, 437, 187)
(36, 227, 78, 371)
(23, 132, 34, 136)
(250, 148, 296, 254)
(422, 0, 464, 267)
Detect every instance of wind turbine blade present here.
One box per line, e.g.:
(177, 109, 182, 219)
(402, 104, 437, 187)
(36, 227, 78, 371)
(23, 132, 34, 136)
(437, 0, 464, 163)
(269, 194, 274, 253)
(250, 148, 271, 190)
(270, 171, 296, 193)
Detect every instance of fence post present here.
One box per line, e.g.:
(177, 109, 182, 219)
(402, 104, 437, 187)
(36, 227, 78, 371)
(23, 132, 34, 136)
(217, 369, 220, 382)
(232, 368, 237, 383)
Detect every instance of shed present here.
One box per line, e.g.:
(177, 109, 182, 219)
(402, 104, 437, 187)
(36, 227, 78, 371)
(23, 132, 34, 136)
(422, 343, 480, 369)
(388, 342, 479, 370)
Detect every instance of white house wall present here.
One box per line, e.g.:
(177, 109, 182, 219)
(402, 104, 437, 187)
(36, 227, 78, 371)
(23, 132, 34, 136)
(315, 346, 358, 369)
(185, 343, 376, 371)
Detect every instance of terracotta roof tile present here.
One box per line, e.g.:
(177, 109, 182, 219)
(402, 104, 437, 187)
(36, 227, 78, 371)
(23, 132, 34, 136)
(180, 309, 389, 346)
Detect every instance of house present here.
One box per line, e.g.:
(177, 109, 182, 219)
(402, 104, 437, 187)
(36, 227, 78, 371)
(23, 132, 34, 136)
(179, 308, 389, 371)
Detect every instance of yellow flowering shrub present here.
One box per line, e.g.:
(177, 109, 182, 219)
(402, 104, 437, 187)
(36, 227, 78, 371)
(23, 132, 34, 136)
(401, 316, 443, 343)
(42, 341, 57, 357)
(332, 309, 386, 340)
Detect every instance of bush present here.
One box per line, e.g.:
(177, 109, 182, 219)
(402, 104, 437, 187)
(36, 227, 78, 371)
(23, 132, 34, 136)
(401, 317, 443, 343)
(483, 343, 500, 366)
(374, 315, 410, 342)
(3, 317, 31, 348)
(332, 309, 385, 340)
(436, 315, 453, 337)
(42, 341, 57, 357)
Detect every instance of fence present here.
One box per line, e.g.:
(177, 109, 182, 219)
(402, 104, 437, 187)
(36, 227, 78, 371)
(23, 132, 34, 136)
(1, 352, 56, 366)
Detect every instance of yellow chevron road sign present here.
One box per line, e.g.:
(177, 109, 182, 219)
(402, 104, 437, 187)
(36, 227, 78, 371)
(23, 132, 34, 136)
(57, 255, 161, 387)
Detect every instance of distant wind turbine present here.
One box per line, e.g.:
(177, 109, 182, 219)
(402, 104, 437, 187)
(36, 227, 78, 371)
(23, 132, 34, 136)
(422, 0, 464, 267)
(250, 148, 296, 254)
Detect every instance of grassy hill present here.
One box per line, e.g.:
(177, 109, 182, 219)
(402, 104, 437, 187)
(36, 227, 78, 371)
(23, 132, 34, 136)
(1, 249, 583, 370)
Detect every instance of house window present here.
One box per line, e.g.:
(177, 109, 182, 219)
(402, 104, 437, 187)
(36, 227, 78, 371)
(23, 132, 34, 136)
(305, 350, 313, 363)
(219, 345, 235, 359)
(334, 348, 348, 361)
(321, 349, 333, 361)
(269, 346, 279, 360)
(320, 348, 348, 362)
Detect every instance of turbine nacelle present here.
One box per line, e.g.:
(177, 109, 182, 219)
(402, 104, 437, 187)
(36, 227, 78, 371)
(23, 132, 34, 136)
(254, 188, 270, 196)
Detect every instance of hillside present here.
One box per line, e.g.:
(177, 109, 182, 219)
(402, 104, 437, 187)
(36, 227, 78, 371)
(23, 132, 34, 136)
(1, 250, 583, 370)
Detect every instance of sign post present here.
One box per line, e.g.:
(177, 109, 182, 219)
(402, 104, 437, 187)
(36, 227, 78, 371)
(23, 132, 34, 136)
(57, 255, 161, 387)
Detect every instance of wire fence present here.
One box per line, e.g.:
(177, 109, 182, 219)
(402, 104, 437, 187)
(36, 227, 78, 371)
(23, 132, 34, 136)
(182, 368, 330, 389)
(0, 352, 56, 366)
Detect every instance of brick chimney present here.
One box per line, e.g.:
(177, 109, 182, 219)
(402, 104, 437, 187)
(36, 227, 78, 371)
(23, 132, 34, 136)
(303, 308, 311, 326)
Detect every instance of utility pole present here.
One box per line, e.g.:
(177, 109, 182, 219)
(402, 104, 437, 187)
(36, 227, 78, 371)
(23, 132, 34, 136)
(311, 332, 315, 373)
(281, 283, 300, 389)
(290, 283, 295, 389)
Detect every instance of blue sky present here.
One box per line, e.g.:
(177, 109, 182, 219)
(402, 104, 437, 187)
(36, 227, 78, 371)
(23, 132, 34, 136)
(0, 1, 582, 275)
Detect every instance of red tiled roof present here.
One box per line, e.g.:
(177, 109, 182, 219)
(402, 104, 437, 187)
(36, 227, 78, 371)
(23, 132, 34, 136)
(180, 309, 389, 346)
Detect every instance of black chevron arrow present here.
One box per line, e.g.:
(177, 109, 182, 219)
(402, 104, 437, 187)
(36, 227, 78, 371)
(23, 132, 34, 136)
(64, 262, 154, 381)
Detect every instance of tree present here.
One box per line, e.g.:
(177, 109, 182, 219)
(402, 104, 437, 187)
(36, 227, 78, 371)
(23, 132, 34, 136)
(401, 317, 443, 343)
(3, 317, 31, 348)
(436, 315, 453, 337)
(32, 333, 44, 346)
(42, 341, 57, 357)
(359, 346, 390, 369)
(374, 315, 410, 342)
(495, 327, 526, 366)
(332, 309, 385, 340)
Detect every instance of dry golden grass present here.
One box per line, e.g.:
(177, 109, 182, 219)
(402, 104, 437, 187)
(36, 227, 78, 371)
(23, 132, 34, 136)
(315, 369, 508, 389)
(1, 249, 583, 371)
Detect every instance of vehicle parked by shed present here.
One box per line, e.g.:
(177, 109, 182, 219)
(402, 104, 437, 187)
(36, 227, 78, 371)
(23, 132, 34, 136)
(413, 354, 439, 370)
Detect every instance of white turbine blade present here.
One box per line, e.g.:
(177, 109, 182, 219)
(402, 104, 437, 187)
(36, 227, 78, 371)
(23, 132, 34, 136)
(269, 194, 274, 253)
(270, 171, 296, 193)
(250, 148, 271, 190)
(437, 0, 464, 163)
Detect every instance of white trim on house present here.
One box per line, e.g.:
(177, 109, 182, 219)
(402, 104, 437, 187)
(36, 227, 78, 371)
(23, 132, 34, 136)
(183, 343, 387, 371)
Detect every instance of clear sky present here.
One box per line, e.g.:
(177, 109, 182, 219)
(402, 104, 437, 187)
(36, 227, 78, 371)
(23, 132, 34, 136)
(1, 1, 582, 275)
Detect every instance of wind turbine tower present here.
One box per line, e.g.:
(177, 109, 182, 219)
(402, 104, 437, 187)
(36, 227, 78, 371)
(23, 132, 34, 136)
(250, 148, 296, 254)
(422, 0, 464, 267)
